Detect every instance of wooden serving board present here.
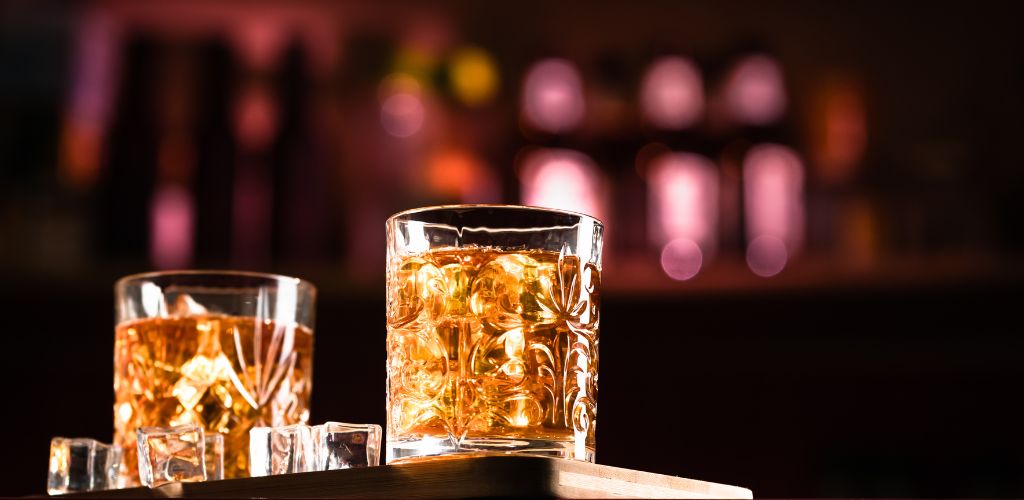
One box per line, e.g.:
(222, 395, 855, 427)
(65, 456, 751, 499)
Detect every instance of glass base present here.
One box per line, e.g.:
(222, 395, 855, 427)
(387, 436, 595, 464)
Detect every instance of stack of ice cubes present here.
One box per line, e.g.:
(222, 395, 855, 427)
(250, 422, 381, 476)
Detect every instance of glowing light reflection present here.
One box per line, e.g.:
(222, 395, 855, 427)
(61, 10, 120, 188)
(813, 77, 867, 185)
(519, 149, 605, 222)
(231, 18, 286, 70)
(647, 153, 718, 279)
(660, 238, 704, 281)
(381, 93, 425, 138)
(648, 153, 719, 248)
(521, 59, 585, 134)
(640, 56, 704, 130)
(449, 46, 499, 106)
(743, 144, 805, 276)
(724, 54, 787, 126)
(425, 149, 498, 203)
(150, 185, 195, 270)
(233, 84, 278, 151)
(746, 235, 788, 277)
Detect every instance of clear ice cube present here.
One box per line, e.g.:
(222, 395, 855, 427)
(204, 433, 224, 481)
(248, 427, 272, 477)
(317, 422, 381, 469)
(47, 437, 122, 495)
(249, 424, 315, 476)
(136, 424, 207, 487)
(172, 293, 208, 316)
(249, 422, 382, 476)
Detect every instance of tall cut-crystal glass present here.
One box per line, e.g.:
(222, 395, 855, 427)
(386, 205, 603, 463)
(114, 271, 315, 484)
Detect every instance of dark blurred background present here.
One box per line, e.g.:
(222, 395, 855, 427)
(2, 0, 1023, 496)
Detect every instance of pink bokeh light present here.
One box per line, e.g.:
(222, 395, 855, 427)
(647, 152, 719, 255)
(746, 235, 789, 277)
(724, 54, 787, 126)
(380, 92, 425, 138)
(521, 59, 585, 134)
(61, 9, 121, 188)
(149, 185, 195, 270)
(743, 144, 805, 276)
(640, 56, 704, 130)
(519, 148, 606, 222)
(231, 16, 287, 71)
(660, 237, 704, 281)
(233, 84, 278, 151)
(68, 10, 120, 132)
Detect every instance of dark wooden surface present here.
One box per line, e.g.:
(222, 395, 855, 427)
(60, 456, 752, 498)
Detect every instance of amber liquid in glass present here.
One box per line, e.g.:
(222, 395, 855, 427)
(114, 315, 313, 483)
(387, 247, 600, 461)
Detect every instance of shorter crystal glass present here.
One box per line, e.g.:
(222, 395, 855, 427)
(114, 271, 316, 483)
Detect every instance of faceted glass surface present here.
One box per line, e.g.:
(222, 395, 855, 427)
(47, 437, 121, 495)
(386, 206, 602, 463)
(136, 424, 206, 487)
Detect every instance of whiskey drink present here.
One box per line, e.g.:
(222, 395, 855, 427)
(386, 206, 603, 462)
(387, 248, 601, 461)
(114, 315, 313, 481)
(114, 271, 315, 484)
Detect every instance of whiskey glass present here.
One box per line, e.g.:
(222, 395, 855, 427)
(386, 205, 602, 463)
(114, 271, 315, 483)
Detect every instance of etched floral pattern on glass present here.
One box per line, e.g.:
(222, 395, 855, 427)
(388, 215, 601, 463)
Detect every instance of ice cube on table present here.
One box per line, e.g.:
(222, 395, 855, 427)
(249, 422, 382, 476)
(249, 424, 315, 476)
(172, 293, 207, 316)
(272, 424, 316, 475)
(317, 422, 381, 469)
(136, 424, 207, 487)
(47, 437, 122, 495)
(204, 433, 224, 481)
(248, 427, 272, 477)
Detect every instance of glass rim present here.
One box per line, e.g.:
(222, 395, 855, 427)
(115, 269, 316, 293)
(387, 204, 604, 228)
